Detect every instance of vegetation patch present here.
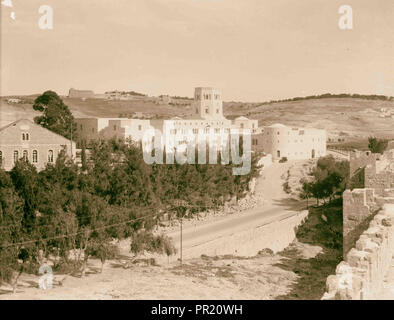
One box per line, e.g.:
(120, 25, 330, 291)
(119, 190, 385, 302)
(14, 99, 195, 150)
(274, 199, 343, 300)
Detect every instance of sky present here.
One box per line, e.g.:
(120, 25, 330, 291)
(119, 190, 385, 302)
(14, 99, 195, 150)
(1, 0, 393, 101)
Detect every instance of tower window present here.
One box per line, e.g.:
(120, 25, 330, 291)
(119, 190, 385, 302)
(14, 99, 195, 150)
(14, 150, 19, 163)
(33, 150, 38, 163)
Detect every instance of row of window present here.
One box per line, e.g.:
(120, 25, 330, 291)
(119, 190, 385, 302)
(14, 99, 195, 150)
(0, 150, 54, 164)
(195, 94, 221, 100)
(113, 125, 143, 131)
(169, 128, 232, 135)
(195, 108, 221, 114)
(172, 121, 226, 126)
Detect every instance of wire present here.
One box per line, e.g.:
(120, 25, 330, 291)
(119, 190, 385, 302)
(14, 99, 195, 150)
(0, 203, 221, 248)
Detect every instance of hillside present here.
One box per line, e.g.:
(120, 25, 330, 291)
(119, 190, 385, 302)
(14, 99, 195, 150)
(1, 95, 394, 139)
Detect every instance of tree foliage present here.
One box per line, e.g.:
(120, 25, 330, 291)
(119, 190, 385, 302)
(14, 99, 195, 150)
(0, 139, 258, 285)
(300, 155, 349, 205)
(33, 91, 76, 140)
(368, 136, 388, 154)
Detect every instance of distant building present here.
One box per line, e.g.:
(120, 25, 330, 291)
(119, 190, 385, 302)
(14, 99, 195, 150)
(68, 88, 95, 99)
(75, 118, 151, 147)
(260, 123, 326, 160)
(0, 119, 76, 171)
(7, 98, 22, 104)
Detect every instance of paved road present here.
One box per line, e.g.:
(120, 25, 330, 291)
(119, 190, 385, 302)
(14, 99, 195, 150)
(166, 161, 308, 255)
(167, 204, 304, 253)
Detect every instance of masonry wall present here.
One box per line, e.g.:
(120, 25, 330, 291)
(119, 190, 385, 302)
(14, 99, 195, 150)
(343, 189, 378, 255)
(365, 165, 394, 195)
(322, 203, 394, 300)
(164, 210, 309, 263)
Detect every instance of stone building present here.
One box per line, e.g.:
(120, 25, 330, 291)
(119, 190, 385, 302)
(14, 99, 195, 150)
(75, 87, 263, 151)
(68, 88, 95, 99)
(0, 119, 76, 171)
(260, 123, 326, 160)
(75, 118, 151, 147)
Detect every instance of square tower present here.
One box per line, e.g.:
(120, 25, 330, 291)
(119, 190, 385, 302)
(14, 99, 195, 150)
(193, 87, 224, 119)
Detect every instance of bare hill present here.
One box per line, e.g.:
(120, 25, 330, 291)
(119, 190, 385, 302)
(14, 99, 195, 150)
(2, 95, 394, 139)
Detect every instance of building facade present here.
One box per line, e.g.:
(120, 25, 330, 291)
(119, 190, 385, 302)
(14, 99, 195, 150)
(0, 119, 76, 171)
(68, 88, 95, 99)
(261, 123, 326, 160)
(75, 87, 262, 151)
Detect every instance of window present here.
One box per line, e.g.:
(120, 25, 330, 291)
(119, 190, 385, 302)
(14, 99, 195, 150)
(23, 150, 28, 161)
(92, 128, 94, 133)
(215, 128, 220, 134)
(240, 123, 244, 129)
(138, 125, 142, 131)
(33, 150, 38, 163)
(205, 108, 209, 114)
(113, 125, 117, 131)
(216, 109, 219, 114)
(48, 150, 54, 163)
(14, 150, 18, 163)
(22, 132, 30, 141)
(204, 128, 210, 134)
(80, 124, 83, 130)
(196, 108, 199, 114)
(0, 151, 2, 164)
(193, 128, 198, 134)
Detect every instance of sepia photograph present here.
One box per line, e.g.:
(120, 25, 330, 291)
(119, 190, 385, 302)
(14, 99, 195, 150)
(0, 0, 394, 312)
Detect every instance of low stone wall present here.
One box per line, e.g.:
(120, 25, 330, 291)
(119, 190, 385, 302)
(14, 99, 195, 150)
(322, 203, 394, 300)
(181, 210, 309, 259)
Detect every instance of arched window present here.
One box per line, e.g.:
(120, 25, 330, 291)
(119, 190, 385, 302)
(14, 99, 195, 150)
(22, 133, 25, 141)
(23, 150, 28, 161)
(33, 150, 38, 163)
(26, 133, 29, 141)
(0, 151, 2, 164)
(14, 150, 19, 163)
(48, 150, 54, 163)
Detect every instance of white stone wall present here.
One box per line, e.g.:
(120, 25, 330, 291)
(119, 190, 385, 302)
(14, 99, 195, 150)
(322, 203, 394, 300)
(261, 124, 326, 160)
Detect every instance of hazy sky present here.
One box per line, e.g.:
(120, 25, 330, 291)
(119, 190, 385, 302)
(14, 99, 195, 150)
(1, 0, 393, 101)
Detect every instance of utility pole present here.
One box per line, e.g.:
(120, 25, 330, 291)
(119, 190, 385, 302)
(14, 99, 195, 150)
(180, 213, 183, 266)
(70, 122, 73, 159)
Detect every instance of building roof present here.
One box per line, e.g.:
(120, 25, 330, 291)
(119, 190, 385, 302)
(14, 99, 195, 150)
(267, 123, 287, 128)
(234, 116, 250, 121)
(0, 119, 74, 142)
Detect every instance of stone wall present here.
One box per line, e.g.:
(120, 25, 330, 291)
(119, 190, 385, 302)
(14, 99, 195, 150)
(322, 203, 394, 300)
(343, 188, 378, 255)
(349, 150, 376, 178)
(365, 164, 394, 195)
(349, 149, 394, 196)
(178, 210, 309, 260)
